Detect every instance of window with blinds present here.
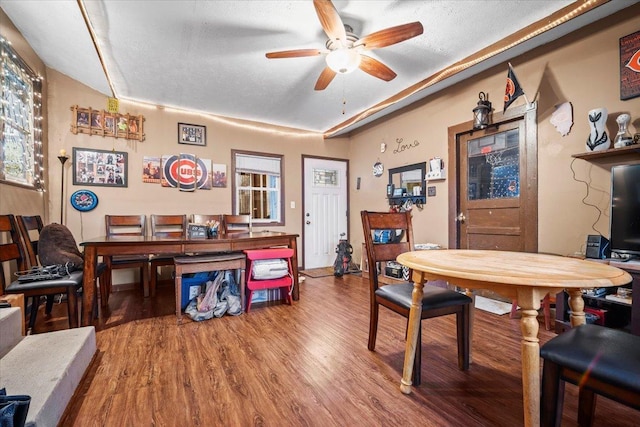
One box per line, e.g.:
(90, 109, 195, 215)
(232, 151, 283, 225)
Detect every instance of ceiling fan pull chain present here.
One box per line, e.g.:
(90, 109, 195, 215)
(342, 77, 347, 115)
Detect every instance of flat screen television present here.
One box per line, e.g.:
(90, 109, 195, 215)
(610, 163, 640, 259)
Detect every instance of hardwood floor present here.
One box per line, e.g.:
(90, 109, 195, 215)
(32, 274, 636, 426)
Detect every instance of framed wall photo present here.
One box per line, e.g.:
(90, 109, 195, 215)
(70, 105, 145, 141)
(620, 30, 640, 100)
(178, 123, 206, 146)
(73, 147, 128, 187)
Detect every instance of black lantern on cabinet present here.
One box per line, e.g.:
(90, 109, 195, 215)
(472, 91, 492, 130)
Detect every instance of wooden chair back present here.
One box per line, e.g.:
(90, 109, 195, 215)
(105, 215, 147, 237)
(0, 214, 27, 292)
(151, 214, 187, 238)
(222, 214, 251, 233)
(190, 214, 223, 225)
(103, 214, 149, 301)
(360, 211, 414, 291)
(16, 215, 44, 268)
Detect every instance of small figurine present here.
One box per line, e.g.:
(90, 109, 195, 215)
(613, 113, 633, 148)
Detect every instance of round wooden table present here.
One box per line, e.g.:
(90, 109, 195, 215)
(396, 249, 632, 427)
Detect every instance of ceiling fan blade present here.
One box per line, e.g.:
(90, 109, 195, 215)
(354, 22, 424, 50)
(358, 55, 397, 81)
(313, 0, 346, 43)
(314, 66, 337, 91)
(266, 49, 323, 59)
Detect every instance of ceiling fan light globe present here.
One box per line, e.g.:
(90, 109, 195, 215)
(326, 48, 361, 74)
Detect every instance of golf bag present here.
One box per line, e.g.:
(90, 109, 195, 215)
(333, 239, 353, 277)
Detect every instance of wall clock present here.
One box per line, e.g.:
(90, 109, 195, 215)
(70, 189, 98, 212)
(373, 161, 384, 177)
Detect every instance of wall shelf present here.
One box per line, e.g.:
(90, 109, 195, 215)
(572, 144, 640, 160)
(387, 195, 426, 206)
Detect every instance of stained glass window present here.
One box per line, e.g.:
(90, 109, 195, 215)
(1, 37, 43, 189)
(313, 168, 338, 186)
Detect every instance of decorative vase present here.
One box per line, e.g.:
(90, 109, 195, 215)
(613, 113, 633, 148)
(585, 107, 611, 152)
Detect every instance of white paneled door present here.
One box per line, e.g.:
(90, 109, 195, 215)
(303, 157, 348, 269)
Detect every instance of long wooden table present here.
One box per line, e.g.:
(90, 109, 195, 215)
(396, 249, 632, 427)
(80, 231, 299, 326)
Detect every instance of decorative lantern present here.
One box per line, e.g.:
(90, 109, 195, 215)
(473, 91, 492, 130)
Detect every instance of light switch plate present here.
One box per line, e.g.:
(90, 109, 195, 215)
(428, 186, 436, 197)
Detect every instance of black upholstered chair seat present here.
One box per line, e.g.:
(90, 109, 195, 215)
(6, 270, 83, 293)
(540, 324, 640, 426)
(6, 270, 84, 330)
(541, 324, 640, 393)
(376, 282, 472, 311)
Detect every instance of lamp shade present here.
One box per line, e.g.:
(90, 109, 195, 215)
(326, 49, 361, 74)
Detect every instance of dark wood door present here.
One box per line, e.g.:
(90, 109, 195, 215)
(458, 122, 526, 250)
(449, 105, 537, 253)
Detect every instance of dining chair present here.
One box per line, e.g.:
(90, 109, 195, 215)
(0, 214, 83, 331)
(17, 215, 108, 318)
(104, 215, 149, 301)
(14, 215, 56, 318)
(222, 214, 251, 234)
(149, 214, 187, 297)
(540, 324, 640, 426)
(360, 210, 472, 386)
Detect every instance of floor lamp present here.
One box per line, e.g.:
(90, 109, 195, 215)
(58, 149, 69, 224)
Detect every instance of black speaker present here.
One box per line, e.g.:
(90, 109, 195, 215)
(585, 235, 610, 259)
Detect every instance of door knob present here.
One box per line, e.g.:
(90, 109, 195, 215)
(306, 221, 311, 225)
(455, 212, 466, 222)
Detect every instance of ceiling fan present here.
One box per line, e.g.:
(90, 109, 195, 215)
(265, 0, 423, 91)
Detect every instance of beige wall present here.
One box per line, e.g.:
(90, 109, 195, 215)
(0, 9, 49, 221)
(2, 5, 639, 280)
(45, 71, 349, 281)
(347, 5, 640, 263)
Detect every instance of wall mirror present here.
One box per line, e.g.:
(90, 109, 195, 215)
(388, 162, 426, 197)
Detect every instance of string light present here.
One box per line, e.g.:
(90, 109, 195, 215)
(0, 36, 44, 191)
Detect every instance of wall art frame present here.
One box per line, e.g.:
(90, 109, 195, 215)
(73, 147, 128, 187)
(178, 122, 206, 146)
(620, 30, 640, 100)
(70, 105, 145, 141)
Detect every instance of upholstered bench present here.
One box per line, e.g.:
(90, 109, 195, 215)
(540, 324, 640, 426)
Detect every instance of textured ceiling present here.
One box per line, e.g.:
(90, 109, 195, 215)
(1, 1, 635, 136)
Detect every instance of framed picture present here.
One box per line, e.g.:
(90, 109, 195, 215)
(620, 30, 640, 100)
(104, 113, 116, 136)
(72, 147, 128, 187)
(70, 105, 145, 141)
(178, 123, 206, 146)
(76, 109, 89, 128)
